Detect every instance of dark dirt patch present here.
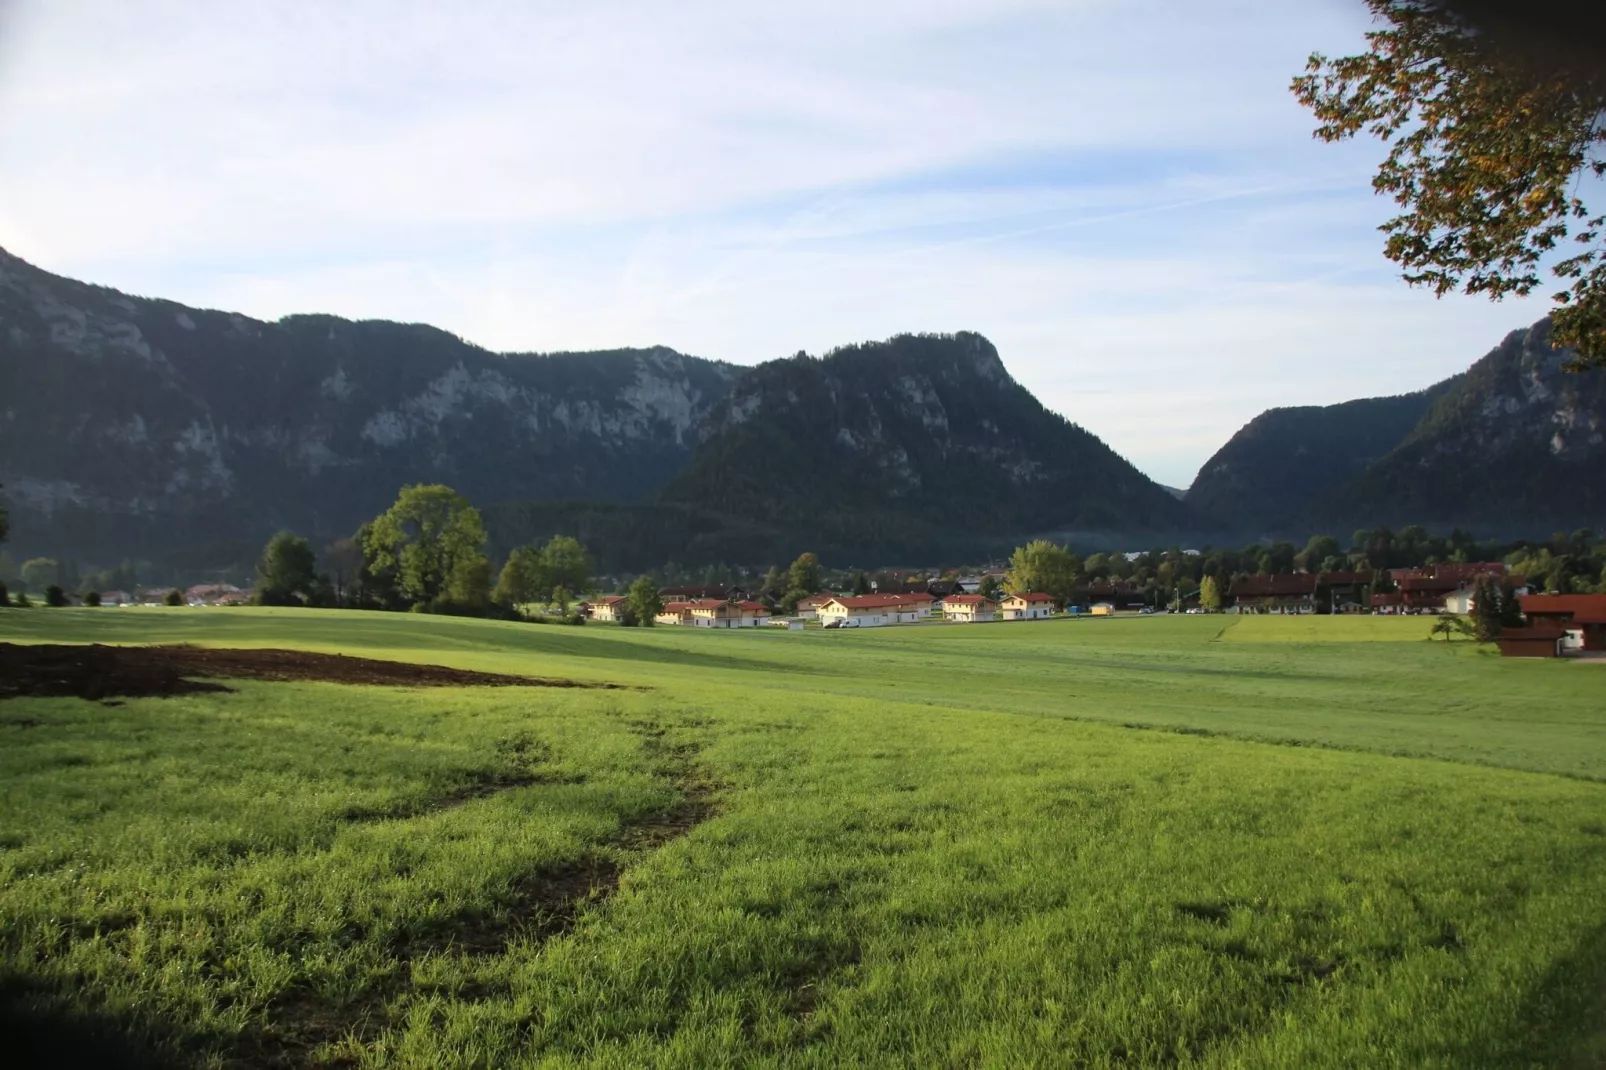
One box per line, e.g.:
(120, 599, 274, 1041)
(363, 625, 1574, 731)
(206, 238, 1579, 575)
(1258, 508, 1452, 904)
(0, 643, 624, 702)
(235, 718, 723, 1068)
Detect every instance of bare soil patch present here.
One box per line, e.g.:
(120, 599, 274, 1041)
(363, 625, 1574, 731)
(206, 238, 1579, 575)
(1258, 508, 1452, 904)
(0, 643, 621, 702)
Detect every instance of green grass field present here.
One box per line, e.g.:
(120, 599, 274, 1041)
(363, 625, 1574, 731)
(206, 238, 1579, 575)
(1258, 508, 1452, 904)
(2, 608, 1604, 1067)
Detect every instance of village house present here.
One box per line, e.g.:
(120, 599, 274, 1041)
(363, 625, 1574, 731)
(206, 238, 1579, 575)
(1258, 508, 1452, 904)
(797, 592, 839, 620)
(1000, 593, 1055, 620)
(582, 595, 627, 622)
(817, 593, 934, 628)
(655, 601, 695, 626)
(1229, 574, 1320, 613)
(941, 594, 997, 623)
(657, 599, 771, 628)
(1514, 593, 1606, 654)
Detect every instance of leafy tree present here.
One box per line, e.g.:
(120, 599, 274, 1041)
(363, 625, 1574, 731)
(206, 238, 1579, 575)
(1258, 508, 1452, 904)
(15, 590, 31, 607)
(788, 552, 822, 595)
(1199, 575, 1223, 612)
(540, 537, 592, 598)
(551, 585, 572, 616)
(44, 584, 67, 607)
(979, 574, 1003, 600)
(1295, 1, 1606, 367)
(628, 575, 663, 627)
(364, 485, 487, 605)
(0, 581, 8, 606)
(1470, 573, 1504, 641)
(759, 566, 786, 604)
(323, 538, 366, 606)
(853, 571, 871, 596)
(1499, 581, 1526, 629)
(164, 589, 184, 607)
(256, 531, 317, 605)
(1005, 540, 1080, 607)
(445, 555, 492, 611)
(20, 558, 57, 593)
(1301, 534, 1341, 571)
(83, 590, 101, 607)
(493, 546, 547, 607)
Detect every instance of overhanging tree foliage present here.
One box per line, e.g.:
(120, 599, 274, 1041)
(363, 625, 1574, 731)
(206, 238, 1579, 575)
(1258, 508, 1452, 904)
(1004, 540, 1080, 607)
(1295, 1, 1606, 367)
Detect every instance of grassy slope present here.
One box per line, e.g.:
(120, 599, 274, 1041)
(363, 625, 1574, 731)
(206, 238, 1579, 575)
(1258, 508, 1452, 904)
(2, 609, 1605, 1067)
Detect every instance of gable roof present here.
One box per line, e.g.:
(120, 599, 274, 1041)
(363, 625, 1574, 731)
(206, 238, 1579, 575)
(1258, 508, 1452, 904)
(943, 594, 996, 606)
(822, 593, 933, 610)
(1520, 593, 1606, 624)
(1002, 592, 1054, 603)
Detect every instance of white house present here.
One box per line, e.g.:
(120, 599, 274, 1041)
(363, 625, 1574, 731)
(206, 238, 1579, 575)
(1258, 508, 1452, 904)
(1001, 593, 1055, 620)
(942, 594, 997, 623)
(817, 593, 934, 628)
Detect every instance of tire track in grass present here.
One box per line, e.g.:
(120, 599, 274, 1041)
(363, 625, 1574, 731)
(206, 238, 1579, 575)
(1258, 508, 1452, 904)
(235, 717, 723, 1068)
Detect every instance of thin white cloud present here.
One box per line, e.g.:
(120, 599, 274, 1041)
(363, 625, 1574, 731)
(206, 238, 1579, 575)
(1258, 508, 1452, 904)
(0, 0, 1551, 487)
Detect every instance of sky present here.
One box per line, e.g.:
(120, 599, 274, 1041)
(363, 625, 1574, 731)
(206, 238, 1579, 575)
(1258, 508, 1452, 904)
(0, 0, 1549, 488)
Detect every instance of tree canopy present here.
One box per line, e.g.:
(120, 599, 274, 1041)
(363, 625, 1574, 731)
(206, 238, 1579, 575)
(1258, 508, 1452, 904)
(1004, 540, 1080, 607)
(256, 531, 318, 605)
(363, 485, 487, 605)
(1295, 0, 1606, 367)
(627, 575, 663, 626)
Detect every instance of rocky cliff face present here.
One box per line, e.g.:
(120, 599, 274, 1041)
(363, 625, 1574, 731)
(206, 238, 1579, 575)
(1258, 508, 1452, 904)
(1336, 318, 1606, 531)
(1188, 316, 1606, 537)
(0, 248, 738, 560)
(661, 331, 1197, 547)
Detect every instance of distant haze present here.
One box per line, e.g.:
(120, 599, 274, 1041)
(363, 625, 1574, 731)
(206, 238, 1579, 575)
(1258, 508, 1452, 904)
(0, 0, 1548, 486)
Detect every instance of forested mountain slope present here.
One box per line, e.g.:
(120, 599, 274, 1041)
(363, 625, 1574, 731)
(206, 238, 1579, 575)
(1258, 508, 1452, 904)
(1334, 318, 1606, 532)
(655, 332, 1198, 559)
(1188, 317, 1605, 537)
(0, 247, 738, 561)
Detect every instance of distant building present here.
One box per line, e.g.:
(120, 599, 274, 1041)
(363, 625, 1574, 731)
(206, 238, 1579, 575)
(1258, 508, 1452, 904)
(1516, 594, 1606, 654)
(797, 592, 839, 620)
(941, 594, 997, 623)
(1000, 593, 1055, 620)
(582, 595, 628, 622)
(817, 593, 934, 628)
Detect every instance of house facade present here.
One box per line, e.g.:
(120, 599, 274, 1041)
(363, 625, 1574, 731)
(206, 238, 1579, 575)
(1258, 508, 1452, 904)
(688, 600, 771, 628)
(1000, 593, 1055, 620)
(942, 594, 997, 623)
(1518, 593, 1606, 653)
(797, 593, 839, 620)
(817, 593, 934, 628)
(583, 595, 627, 622)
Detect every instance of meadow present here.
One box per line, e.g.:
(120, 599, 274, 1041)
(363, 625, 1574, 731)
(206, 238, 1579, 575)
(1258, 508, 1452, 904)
(1, 608, 1604, 1067)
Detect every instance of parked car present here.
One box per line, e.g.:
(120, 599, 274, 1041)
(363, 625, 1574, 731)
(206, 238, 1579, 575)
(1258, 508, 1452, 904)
(823, 620, 842, 629)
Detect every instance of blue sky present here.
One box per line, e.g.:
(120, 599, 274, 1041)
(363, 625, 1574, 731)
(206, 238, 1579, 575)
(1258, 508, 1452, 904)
(0, 0, 1547, 486)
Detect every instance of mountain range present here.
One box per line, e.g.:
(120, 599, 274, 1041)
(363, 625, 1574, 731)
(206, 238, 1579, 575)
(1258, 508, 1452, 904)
(0, 248, 1188, 569)
(3, 245, 1603, 572)
(1187, 317, 1606, 538)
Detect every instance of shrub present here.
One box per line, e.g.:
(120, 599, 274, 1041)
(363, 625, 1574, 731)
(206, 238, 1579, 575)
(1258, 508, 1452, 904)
(15, 591, 32, 607)
(45, 585, 68, 607)
(164, 590, 184, 607)
(83, 590, 102, 607)
(564, 612, 587, 626)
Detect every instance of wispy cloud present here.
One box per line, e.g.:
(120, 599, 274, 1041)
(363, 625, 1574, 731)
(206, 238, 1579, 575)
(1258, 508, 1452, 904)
(0, 0, 1548, 486)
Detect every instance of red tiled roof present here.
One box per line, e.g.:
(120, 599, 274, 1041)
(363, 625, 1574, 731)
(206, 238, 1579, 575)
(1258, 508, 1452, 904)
(587, 595, 626, 605)
(823, 594, 933, 610)
(1521, 594, 1606, 625)
(943, 594, 996, 606)
(1003, 592, 1054, 603)
(1398, 576, 1464, 594)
